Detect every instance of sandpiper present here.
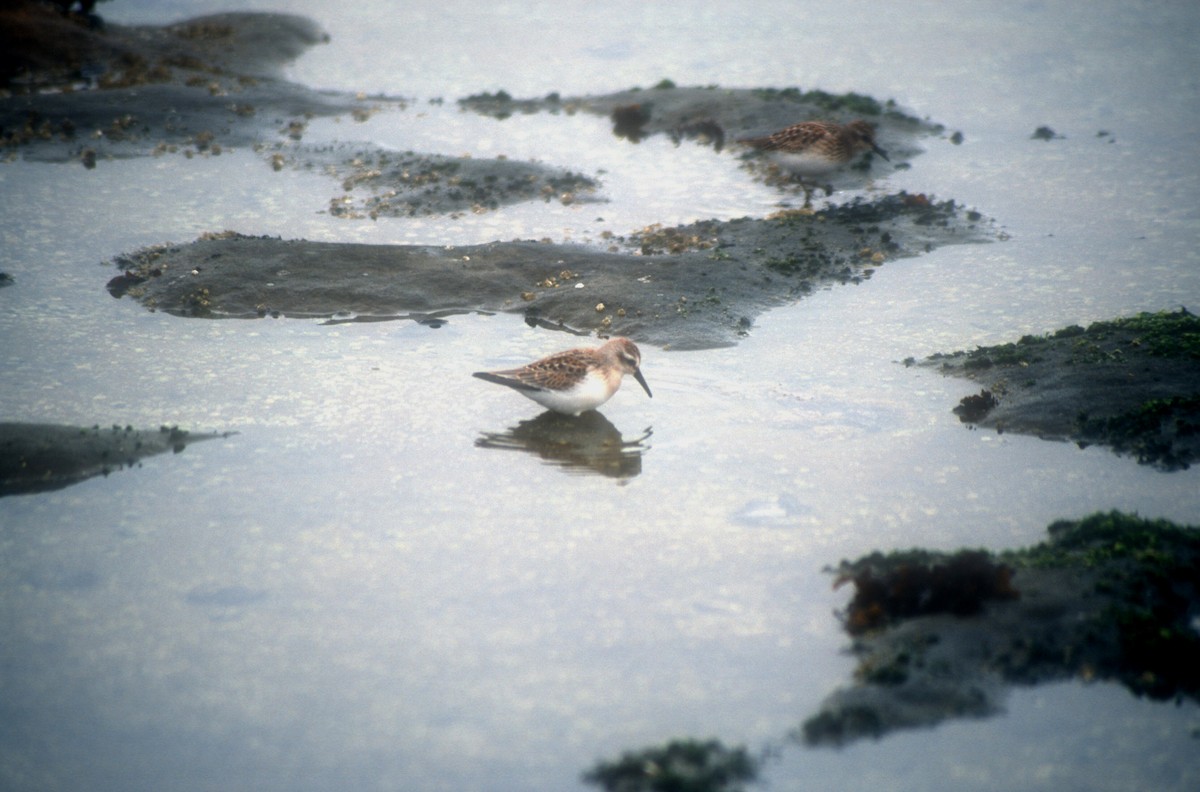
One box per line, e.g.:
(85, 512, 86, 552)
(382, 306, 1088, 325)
(739, 119, 888, 203)
(473, 337, 652, 416)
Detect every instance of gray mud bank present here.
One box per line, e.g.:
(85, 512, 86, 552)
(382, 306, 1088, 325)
(3, 6, 955, 216)
(106, 195, 990, 350)
(7, 8, 996, 350)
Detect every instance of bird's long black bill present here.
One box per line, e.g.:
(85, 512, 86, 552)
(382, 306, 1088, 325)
(872, 143, 890, 161)
(633, 368, 653, 398)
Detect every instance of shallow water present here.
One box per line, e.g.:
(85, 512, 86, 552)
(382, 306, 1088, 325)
(3, 2, 1200, 791)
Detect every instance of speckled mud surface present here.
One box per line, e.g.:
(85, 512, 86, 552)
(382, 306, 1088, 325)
(458, 83, 937, 158)
(104, 197, 990, 350)
(0, 8, 600, 217)
(297, 144, 600, 219)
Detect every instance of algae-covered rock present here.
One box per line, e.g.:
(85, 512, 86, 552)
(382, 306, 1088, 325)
(923, 309, 1200, 470)
(802, 511, 1200, 746)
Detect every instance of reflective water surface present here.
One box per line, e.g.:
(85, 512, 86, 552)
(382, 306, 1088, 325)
(3, 2, 1199, 791)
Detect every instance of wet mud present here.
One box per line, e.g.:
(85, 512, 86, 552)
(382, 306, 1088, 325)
(921, 309, 1200, 470)
(105, 195, 989, 350)
(0, 422, 233, 496)
(460, 83, 945, 197)
(1, 6, 596, 217)
(3, 7, 960, 224)
(7, 8, 993, 350)
(801, 511, 1200, 746)
(1, 6, 361, 161)
(294, 143, 599, 219)
(6, 7, 1197, 789)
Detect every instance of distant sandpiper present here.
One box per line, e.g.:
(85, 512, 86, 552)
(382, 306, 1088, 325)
(739, 119, 888, 204)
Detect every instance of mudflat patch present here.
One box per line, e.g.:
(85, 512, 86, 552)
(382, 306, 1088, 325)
(921, 309, 1200, 470)
(105, 195, 991, 350)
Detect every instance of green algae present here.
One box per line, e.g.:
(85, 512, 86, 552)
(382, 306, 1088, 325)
(925, 309, 1200, 470)
(1004, 511, 1200, 701)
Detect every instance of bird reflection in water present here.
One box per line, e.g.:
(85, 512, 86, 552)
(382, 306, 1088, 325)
(475, 410, 651, 480)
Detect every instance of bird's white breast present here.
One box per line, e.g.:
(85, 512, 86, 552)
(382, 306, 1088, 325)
(524, 371, 616, 415)
(769, 150, 841, 177)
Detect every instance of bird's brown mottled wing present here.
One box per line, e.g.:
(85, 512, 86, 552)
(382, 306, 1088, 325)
(741, 121, 834, 152)
(479, 349, 592, 392)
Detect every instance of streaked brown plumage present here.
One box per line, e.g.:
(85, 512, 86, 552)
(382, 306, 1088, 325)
(739, 120, 889, 208)
(738, 119, 889, 175)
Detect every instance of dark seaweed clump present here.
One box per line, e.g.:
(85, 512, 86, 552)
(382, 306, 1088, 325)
(833, 549, 1019, 635)
(582, 739, 758, 792)
(953, 389, 998, 422)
